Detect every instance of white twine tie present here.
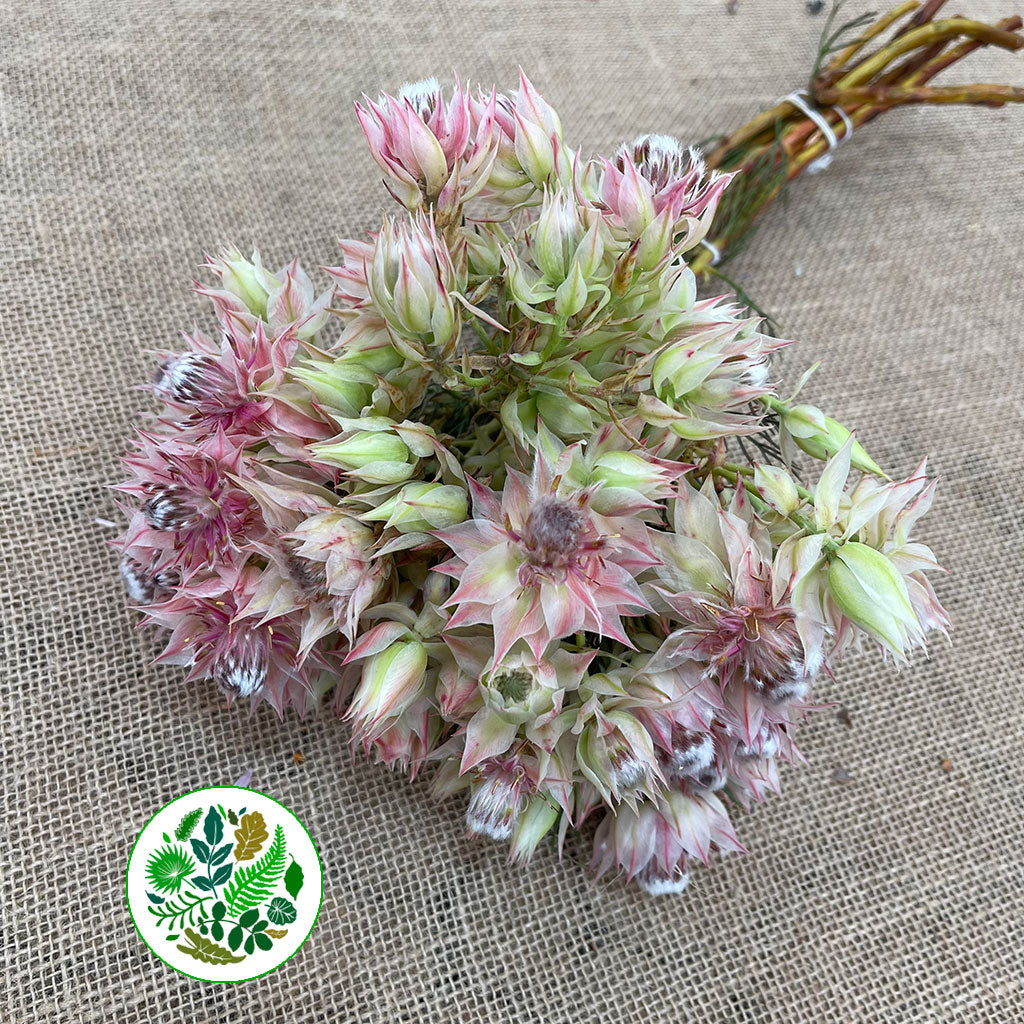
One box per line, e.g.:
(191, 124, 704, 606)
(783, 90, 853, 174)
(700, 238, 722, 265)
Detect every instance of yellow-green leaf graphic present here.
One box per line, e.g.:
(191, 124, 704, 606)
(176, 927, 245, 965)
(265, 928, 288, 939)
(233, 811, 269, 862)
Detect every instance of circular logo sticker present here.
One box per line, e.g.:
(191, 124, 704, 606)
(126, 786, 322, 982)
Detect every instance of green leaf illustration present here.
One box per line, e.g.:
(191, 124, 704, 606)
(227, 810, 239, 826)
(223, 825, 286, 917)
(266, 897, 296, 926)
(145, 845, 197, 895)
(191, 875, 215, 892)
(254, 932, 273, 951)
(146, 892, 165, 905)
(210, 920, 224, 942)
(238, 908, 259, 929)
(174, 808, 203, 842)
(210, 842, 233, 866)
(228, 926, 243, 952)
(244, 934, 255, 956)
(162, 833, 171, 843)
(211, 901, 226, 920)
(204, 807, 224, 847)
(147, 890, 210, 930)
(211, 863, 233, 886)
(190, 839, 211, 863)
(176, 927, 245, 965)
(284, 859, 304, 901)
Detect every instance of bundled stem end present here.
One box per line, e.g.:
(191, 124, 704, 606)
(693, 0, 1024, 281)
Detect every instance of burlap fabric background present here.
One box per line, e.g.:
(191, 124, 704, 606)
(2, 0, 1022, 1020)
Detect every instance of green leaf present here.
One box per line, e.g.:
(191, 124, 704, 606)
(266, 897, 296, 926)
(146, 892, 165, 905)
(204, 807, 224, 847)
(238, 908, 259, 929)
(227, 810, 239, 826)
(284, 859, 304, 901)
(177, 927, 246, 965)
(210, 920, 224, 942)
(211, 863, 233, 886)
(191, 876, 214, 892)
(211, 901, 226, 920)
(223, 825, 287, 918)
(250, 919, 267, 933)
(228, 926, 243, 952)
(174, 808, 202, 842)
(254, 932, 273, 951)
(146, 844, 197, 895)
(146, 890, 210, 930)
(210, 842, 233, 866)
(244, 934, 255, 956)
(162, 833, 171, 843)
(190, 839, 211, 863)
(166, 934, 179, 941)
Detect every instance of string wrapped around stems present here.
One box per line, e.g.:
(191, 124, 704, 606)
(690, 0, 1024, 283)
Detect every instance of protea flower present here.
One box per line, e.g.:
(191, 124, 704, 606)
(601, 135, 733, 246)
(199, 249, 331, 340)
(363, 213, 460, 362)
(773, 438, 949, 663)
(356, 76, 496, 217)
(437, 443, 655, 664)
(117, 430, 264, 578)
(142, 563, 338, 715)
(590, 789, 744, 894)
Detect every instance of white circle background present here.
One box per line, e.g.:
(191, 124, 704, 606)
(127, 786, 323, 982)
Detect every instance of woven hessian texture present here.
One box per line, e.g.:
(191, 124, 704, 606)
(2, 0, 1023, 1020)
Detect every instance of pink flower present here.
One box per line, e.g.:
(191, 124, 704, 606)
(590, 789, 745, 895)
(356, 77, 496, 216)
(601, 135, 733, 241)
(648, 481, 819, 746)
(143, 563, 338, 716)
(436, 444, 655, 664)
(117, 429, 264, 579)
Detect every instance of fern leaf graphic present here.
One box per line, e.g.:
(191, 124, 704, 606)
(223, 825, 286, 917)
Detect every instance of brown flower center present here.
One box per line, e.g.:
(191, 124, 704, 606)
(521, 497, 587, 571)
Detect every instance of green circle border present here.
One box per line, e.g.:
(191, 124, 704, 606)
(126, 785, 324, 984)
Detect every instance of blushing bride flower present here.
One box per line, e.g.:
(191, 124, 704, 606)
(114, 69, 951, 895)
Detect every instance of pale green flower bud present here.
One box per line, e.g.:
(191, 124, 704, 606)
(291, 359, 374, 417)
(554, 260, 589, 318)
(464, 226, 503, 277)
(590, 451, 664, 492)
(312, 430, 416, 483)
(209, 248, 278, 317)
(349, 640, 428, 732)
(534, 189, 583, 283)
(360, 482, 468, 533)
(826, 542, 921, 656)
(513, 116, 555, 187)
(753, 463, 800, 516)
(367, 214, 460, 357)
(651, 342, 727, 403)
(781, 403, 885, 477)
(509, 796, 559, 865)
